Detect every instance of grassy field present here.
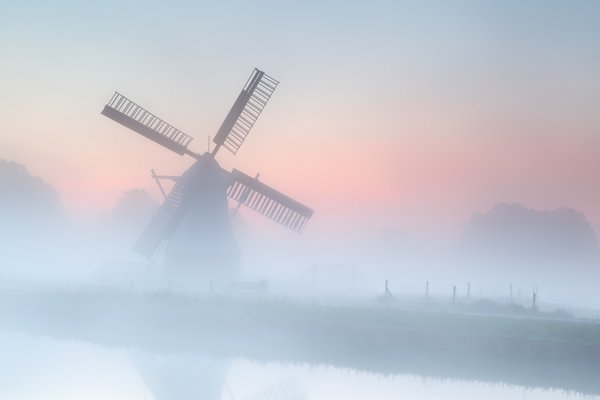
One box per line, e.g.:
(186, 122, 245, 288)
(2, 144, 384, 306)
(3, 287, 599, 346)
(2, 287, 600, 394)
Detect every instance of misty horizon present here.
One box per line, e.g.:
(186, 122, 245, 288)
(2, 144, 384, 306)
(2, 1, 600, 399)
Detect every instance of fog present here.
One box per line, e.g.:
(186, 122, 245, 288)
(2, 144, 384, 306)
(3, 161, 599, 310)
(2, 0, 600, 396)
(1, 158, 599, 398)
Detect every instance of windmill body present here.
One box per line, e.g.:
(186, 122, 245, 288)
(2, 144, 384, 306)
(100, 68, 313, 279)
(165, 154, 239, 275)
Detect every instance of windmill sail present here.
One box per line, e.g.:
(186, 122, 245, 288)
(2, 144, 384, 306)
(102, 92, 193, 155)
(134, 180, 189, 258)
(227, 169, 313, 233)
(213, 69, 278, 155)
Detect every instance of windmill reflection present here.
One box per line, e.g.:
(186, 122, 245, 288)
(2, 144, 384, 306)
(132, 352, 307, 400)
(132, 352, 229, 400)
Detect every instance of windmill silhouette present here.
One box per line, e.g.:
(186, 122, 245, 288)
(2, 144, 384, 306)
(101, 68, 313, 276)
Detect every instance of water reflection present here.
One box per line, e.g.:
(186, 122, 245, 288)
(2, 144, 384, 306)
(132, 353, 229, 400)
(1, 332, 598, 400)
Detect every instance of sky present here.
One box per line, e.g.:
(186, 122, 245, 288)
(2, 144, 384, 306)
(1, 0, 600, 236)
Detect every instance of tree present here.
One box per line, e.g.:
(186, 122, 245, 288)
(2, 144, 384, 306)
(0, 160, 64, 231)
(103, 189, 158, 246)
(462, 203, 599, 272)
(0, 160, 67, 274)
(109, 189, 157, 228)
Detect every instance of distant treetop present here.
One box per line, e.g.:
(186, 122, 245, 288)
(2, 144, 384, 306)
(462, 203, 598, 268)
(0, 159, 63, 227)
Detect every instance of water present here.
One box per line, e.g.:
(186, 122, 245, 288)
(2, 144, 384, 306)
(1, 333, 596, 400)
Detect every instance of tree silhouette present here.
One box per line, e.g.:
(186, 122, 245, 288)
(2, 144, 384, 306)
(0, 160, 63, 229)
(462, 203, 599, 271)
(109, 189, 157, 228)
(101, 188, 158, 248)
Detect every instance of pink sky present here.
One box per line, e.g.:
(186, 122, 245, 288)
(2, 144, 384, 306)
(15, 109, 598, 237)
(2, 1, 599, 236)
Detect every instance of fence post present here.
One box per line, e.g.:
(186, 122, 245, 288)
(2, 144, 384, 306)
(385, 279, 393, 299)
(452, 285, 456, 303)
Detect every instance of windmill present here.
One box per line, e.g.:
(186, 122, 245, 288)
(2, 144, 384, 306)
(101, 68, 313, 276)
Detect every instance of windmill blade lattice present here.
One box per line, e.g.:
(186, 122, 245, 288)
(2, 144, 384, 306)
(102, 92, 194, 156)
(243, 380, 307, 400)
(100, 67, 313, 265)
(134, 180, 188, 258)
(213, 69, 278, 155)
(228, 169, 313, 233)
